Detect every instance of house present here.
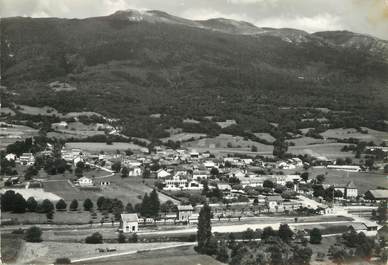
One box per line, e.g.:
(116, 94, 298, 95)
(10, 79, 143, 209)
(217, 183, 232, 191)
(265, 196, 283, 210)
(177, 205, 193, 222)
(156, 169, 170, 179)
(78, 177, 93, 187)
(334, 181, 358, 198)
(364, 189, 388, 201)
(5, 153, 16, 161)
(19, 153, 35, 166)
(192, 170, 210, 180)
(121, 213, 139, 233)
(203, 161, 216, 169)
(73, 155, 85, 167)
(129, 167, 142, 177)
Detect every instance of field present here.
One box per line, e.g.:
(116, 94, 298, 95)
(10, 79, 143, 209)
(320, 127, 388, 144)
(1, 188, 62, 201)
(0, 123, 39, 149)
(15, 241, 191, 264)
(1, 234, 24, 264)
(183, 134, 273, 153)
(288, 143, 353, 160)
(161, 133, 206, 143)
(308, 168, 388, 193)
(254, 132, 276, 143)
(287, 137, 334, 146)
(78, 245, 223, 265)
(65, 142, 148, 153)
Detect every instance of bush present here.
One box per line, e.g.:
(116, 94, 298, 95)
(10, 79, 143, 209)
(85, 232, 103, 244)
(309, 228, 322, 244)
(118, 232, 126, 243)
(54, 258, 71, 264)
(25, 226, 42, 242)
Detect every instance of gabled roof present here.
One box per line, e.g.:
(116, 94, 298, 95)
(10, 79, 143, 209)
(346, 181, 357, 189)
(121, 213, 138, 222)
(366, 189, 388, 199)
(177, 205, 193, 211)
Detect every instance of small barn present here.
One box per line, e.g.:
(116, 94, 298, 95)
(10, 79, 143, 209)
(121, 213, 139, 233)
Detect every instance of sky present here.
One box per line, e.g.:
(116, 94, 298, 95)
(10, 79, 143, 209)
(1, 0, 388, 39)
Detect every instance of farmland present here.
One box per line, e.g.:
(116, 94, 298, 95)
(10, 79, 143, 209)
(0, 123, 39, 149)
(15, 240, 191, 264)
(320, 127, 388, 143)
(0, 188, 62, 202)
(161, 133, 206, 143)
(77, 245, 223, 265)
(288, 143, 353, 160)
(65, 142, 147, 153)
(308, 168, 388, 193)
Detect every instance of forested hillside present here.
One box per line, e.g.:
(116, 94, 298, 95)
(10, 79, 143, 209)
(1, 10, 388, 140)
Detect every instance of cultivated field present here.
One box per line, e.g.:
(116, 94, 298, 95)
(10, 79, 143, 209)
(183, 134, 273, 152)
(0, 123, 39, 149)
(320, 127, 388, 143)
(288, 143, 353, 160)
(15, 241, 190, 264)
(65, 142, 148, 153)
(1, 188, 62, 202)
(78, 245, 223, 265)
(161, 133, 206, 143)
(254, 132, 276, 143)
(308, 168, 388, 193)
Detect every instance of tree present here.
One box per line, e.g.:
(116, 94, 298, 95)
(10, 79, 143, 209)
(279, 224, 293, 243)
(263, 180, 275, 189)
(197, 203, 212, 254)
(273, 137, 288, 158)
(56, 199, 67, 211)
(39, 199, 54, 213)
(83, 198, 94, 211)
(262, 226, 276, 240)
(25, 226, 42, 242)
(140, 193, 150, 217)
(309, 228, 322, 244)
(301, 172, 309, 182)
(13, 193, 27, 213)
(26, 197, 38, 212)
(290, 246, 312, 265)
(121, 167, 129, 178)
(118, 232, 126, 243)
(74, 167, 83, 178)
(85, 232, 103, 244)
(377, 200, 387, 224)
(111, 161, 121, 173)
(216, 240, 229, 263)
(149, 189, 160, 218)
(125, 202, 134, 213)
(251, 145, 258, 152)
(1, 190, 16, 211)
(242, 228, 255, 242)
(97, 196, 105, 210)
(316, 174, 325, 183)
(70, 199, 79, 211)
(210, 167, 219, 177)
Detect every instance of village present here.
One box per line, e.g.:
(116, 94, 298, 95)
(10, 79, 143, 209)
(1, 136, 388, 264)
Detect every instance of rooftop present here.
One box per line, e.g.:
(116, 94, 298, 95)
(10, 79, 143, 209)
(121, 213, 139, 222)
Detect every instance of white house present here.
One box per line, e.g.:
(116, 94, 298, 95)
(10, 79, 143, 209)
(121, 213, 139, 233)
(5, 153, 16, 161)
(203, 161, 217, 169)
(19, 153, 35, 166)
(156, 169, 170, 179)
(192, 170, 210, 180)
(78, 177, 93, 187)
(334, 181, 358, 198)
(129, 167, 142, 177)
(177, 205, 193, 222)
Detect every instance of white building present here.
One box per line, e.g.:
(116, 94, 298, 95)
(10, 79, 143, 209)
(19, 153, 35, 166)
(121, 213, 139, 233)
(128, 167, 142, 177)
(156, 169, 170, 179)
(78, 177, 93, 187)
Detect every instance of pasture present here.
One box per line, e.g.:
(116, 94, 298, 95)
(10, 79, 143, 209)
(1, 188, 62, 202)
(308, 168, 388, 193)
(0, 123, 39, 149)
(161, 133, 206, 143)
(288, 143, 353, 159)
(16, 241, 193, 264)
(78, 245, 223, 265)
(65, 142, 148, 153)
(320, 127, 388, 143)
